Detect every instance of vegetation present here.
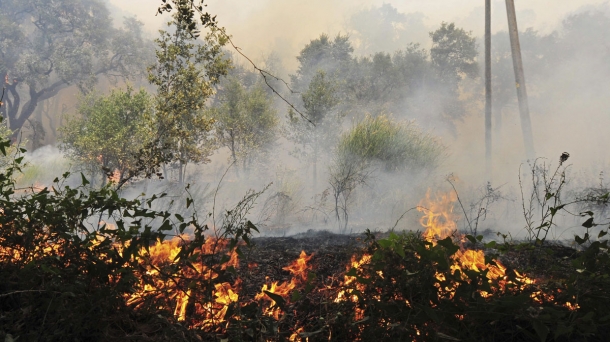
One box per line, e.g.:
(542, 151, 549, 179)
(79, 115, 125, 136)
(285, 70, 341, 188)
(148, 10, 230, 183)
(59, 87, 153, 185)
(212, 77, 279, 174)
(3, 1, 610, 341)
(337, 114, 446, 172)
(0, 0, 150, 136)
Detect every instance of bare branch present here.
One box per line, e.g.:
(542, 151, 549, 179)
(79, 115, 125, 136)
(217, 28, 314, 127)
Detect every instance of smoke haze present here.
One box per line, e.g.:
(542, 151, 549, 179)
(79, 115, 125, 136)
(13, 0, 610, 240)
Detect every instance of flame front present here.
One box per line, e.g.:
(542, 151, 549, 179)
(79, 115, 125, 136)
(127, 236, 240, 328)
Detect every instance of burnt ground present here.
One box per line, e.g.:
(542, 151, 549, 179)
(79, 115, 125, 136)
(235, 229, 583, 301)
(237, 230, 369, 298)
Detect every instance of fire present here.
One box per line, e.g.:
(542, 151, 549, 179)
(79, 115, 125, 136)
(255, 250, 313, 319)
(127, 236, 240, 328)
(418, 190, 458, 244)
(417, 189, 580, 311)
(334, 254, 371, 321)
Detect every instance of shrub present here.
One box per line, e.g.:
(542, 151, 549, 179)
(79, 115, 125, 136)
(337, 114, 445, 172)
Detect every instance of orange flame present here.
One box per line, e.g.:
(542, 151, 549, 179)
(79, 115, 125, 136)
(255, 250, 313, 319)
(418, 190, 458, 244)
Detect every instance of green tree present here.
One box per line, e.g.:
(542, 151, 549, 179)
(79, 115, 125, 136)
(213, 77, 279, 174)
(329, 114, 445, 230)
(290, 34, 354, 93)
(430, 22, 478, 86)
(286, 71, 340, 189)
(148, 10, 230, 183)
(59, 87, 153, 185)
(428, 22, 479, 127)
(0, 0, 151, 137)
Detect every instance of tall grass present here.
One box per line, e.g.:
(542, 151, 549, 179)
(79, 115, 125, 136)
(337, 114, 446, 171)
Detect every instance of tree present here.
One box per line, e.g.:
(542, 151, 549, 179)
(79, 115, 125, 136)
(59, 87, 153, 185)
(213, 77, 279, 174)
(0, 0, 151, 137)
(428, 22, 479, 127)
(430, 22, 478, 87)
(290, 34, 354, 93)
(148, 10, 230, 183)
(285, 71, 340, 189)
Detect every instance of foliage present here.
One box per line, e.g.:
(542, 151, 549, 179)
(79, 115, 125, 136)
(430, 22, 479, 86)
(286, 70, 341, 188)
(337, 114, 445, 172)
(0, 128, 263, 340)
(519, 158, 574, 244)
(148, 14, 230, 183)
(0, 0, 151, 135)
(290, 34, 354, 93)
(212, 77, 279, 173)
(59, 87, 153, 185)
(157, 0, 218, 37)
(319, 229, 610, 341)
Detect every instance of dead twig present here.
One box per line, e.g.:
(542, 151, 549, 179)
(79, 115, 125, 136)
(218, 28, 314, 127)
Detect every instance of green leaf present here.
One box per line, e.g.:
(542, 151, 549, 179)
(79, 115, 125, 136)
(465, 235, 477, 244)
(378, 239, 392, 248)
(80, 173, 90, 186)
(246, 220, 259, 233)
(437, 237, 459, 255)
(345, 268, 358, 277)
(599, 230, 607, 239)
(484, 241, 497, 248)
(575, 234, 588, 245)
(582, 218, 595, 228)
(395, 244, 406, 258)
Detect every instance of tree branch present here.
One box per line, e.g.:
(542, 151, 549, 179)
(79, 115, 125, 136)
(218, 28, 314, 126)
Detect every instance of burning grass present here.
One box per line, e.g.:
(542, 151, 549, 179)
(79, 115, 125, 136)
(1, 160, 610, 341)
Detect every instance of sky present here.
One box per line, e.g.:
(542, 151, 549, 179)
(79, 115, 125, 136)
(108, 0, 608, 69)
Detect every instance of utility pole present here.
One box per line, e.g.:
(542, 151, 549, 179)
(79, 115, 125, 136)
(505, 0, 535, 159)
(485, 0, 492, 179)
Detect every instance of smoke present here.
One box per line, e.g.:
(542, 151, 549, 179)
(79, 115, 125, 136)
(16, 0, 610, 239)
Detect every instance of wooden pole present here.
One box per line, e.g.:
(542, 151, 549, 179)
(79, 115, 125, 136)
(505, 0, 535, 159)
(485, 0, 492, 179)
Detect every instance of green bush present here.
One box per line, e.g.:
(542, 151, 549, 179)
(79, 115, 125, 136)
(337, 114, 445, 172)
(0, 127, 261, 341)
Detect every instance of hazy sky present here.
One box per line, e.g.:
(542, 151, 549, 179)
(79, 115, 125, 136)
(108, 0, 608, 69)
